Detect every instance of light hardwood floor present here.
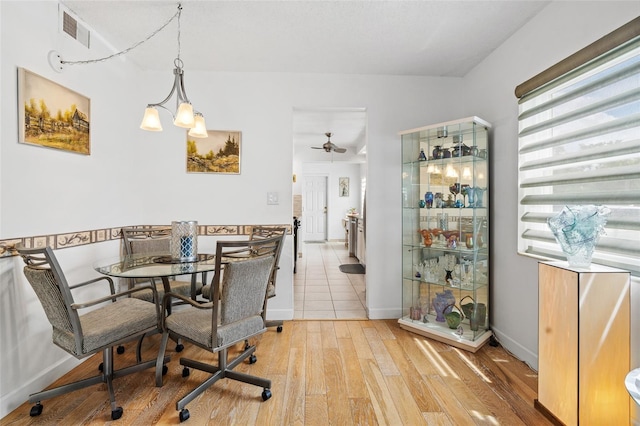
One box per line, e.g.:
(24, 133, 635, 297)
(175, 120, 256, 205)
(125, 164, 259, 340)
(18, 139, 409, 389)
(1, 320, 550, 425)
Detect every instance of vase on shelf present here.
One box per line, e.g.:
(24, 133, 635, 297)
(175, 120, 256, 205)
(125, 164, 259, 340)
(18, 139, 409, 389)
(433, 146, 443, 159)
(425, 191, 434, 208)
(444, 304, 464, 329)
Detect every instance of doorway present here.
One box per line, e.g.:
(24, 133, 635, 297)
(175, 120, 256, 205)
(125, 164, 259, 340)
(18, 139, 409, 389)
(292, 106, 368, 319)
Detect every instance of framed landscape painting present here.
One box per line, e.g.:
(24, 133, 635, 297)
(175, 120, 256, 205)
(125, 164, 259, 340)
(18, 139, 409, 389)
(18, 68, 91, 155)
(187, 130, 241, 174)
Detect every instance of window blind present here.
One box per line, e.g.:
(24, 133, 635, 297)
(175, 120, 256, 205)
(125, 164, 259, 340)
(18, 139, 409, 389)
(517, 35, 640, 276)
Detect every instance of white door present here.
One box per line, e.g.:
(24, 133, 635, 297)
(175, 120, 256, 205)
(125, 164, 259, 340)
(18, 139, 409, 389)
(302, 176, 327, 241)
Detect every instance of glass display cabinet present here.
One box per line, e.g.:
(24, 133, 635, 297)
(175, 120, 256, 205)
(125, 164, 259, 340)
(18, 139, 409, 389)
(398, 116, 492, 352)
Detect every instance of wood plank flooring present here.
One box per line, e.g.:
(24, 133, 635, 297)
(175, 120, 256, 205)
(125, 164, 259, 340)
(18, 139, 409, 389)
(1, 320, 551, 425)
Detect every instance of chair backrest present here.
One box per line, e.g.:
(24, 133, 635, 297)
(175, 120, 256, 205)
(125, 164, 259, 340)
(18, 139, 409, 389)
(18, 246, 83, 353)
(210, 235, 283, 332)
(122, 226, 171, 255)
(219, 256, 274, 325)
(249, 226, 287, 297)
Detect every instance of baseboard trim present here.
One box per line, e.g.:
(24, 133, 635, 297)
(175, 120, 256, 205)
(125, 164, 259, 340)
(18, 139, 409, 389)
(366, 307, 402, 320)
(265, 308, 294, 321)
(490, 326, 539, 371)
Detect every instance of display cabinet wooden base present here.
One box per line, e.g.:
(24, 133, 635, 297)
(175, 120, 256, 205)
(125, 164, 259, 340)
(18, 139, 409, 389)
(537, 261, 631, 426)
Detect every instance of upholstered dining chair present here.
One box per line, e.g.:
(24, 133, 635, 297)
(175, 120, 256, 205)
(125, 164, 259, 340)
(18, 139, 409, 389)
(17, 245, 168, 421)
(122, 226, 204, 305)
(155, 235, 282, 423)
(201, 226, 286, 332)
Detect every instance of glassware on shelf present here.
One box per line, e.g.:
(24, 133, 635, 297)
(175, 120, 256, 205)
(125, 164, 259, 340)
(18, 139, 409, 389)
(437, 212, 449, 230)
(466, 187, 476, 207)
(444, 304, 464, 329)
(465, 233, 474, 249)
(475, 187, 486, 207)
(418, 148, 427, 161)
(425, 191, 434, 208)
(432, 145, 443, 159)
(461, 184, 470, 207)
(435, 192, 443, 208)
(449, 183, 461, 206)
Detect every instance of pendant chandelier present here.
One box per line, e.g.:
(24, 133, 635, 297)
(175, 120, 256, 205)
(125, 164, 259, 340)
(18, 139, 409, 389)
(49, 3, 208, 138)
(139, 4, 208, 138)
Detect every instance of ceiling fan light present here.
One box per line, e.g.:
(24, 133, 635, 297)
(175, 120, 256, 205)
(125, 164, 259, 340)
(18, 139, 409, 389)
(174, 102, 195, 128)
(188, 114, 209, 138)
(140, 106, 163, 131)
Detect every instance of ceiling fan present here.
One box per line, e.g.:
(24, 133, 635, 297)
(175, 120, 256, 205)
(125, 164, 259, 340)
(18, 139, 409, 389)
(311, 132, 347, 153)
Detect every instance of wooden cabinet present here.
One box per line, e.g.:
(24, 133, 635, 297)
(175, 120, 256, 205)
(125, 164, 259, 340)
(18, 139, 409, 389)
(537, 261, 631, 425)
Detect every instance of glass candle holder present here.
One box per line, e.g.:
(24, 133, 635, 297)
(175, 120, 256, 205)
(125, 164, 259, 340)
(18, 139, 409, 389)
(171, 220, 198, 262)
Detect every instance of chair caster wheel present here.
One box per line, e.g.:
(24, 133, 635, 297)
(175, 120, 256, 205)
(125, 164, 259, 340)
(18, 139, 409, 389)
(277, 325, 283, 332)
(117, 345, 125, 354)
(175, 343, 184, 352)
(244, 340, 250, 351)
(98, 362, 104, 372)
(249, 354, 257, 364)
(182, 367, 190, 377)
(111, 407, 123, 420)
(163, 365, 168, 376)
(30, 403, 43, 417)
(262, 389, 272, 401)
(179, 408, 190, 422)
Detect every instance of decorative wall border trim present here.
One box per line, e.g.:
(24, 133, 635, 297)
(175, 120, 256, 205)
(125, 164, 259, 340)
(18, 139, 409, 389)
(0, 224, 291, 258)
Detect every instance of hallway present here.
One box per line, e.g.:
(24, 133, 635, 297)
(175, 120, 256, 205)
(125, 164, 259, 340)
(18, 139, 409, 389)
(293, 241, 367, 319)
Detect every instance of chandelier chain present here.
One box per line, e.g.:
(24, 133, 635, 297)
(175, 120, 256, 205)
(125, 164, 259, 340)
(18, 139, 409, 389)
(61, 4, 182, 66)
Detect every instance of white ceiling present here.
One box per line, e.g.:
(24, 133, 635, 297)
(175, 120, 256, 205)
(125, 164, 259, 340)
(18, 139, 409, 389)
(60, 0, 549, 162)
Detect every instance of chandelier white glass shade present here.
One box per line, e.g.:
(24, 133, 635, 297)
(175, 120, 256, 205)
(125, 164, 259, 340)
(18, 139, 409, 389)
(140, 58, 208, 137)
(188, 113, 209, 138)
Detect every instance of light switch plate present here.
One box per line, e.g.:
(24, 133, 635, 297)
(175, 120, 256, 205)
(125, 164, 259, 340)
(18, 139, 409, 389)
(267, 192, 279, 205)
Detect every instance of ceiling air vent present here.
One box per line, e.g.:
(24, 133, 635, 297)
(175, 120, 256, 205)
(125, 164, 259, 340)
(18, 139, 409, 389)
(62, 10, 90, 48)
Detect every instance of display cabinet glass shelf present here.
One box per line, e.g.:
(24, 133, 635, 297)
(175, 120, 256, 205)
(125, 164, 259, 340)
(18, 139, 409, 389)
(398, 116, 492, 352)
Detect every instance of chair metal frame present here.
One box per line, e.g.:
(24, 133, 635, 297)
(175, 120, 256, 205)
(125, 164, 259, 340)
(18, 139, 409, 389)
(249, 226, 287, 331)
(17, 245, 168, 421)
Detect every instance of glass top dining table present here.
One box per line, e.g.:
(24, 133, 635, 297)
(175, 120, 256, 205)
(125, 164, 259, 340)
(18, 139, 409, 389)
(94, 252, 218, 280)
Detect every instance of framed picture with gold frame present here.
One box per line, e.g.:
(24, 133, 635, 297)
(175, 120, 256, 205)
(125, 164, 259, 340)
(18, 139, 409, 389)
(18, 67, 91, 155)
(187, 130, 241, 174)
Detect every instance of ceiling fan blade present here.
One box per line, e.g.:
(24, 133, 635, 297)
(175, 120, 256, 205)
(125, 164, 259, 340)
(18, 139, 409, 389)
(311, 146, 324, 149)
(334, 147, 347, 153)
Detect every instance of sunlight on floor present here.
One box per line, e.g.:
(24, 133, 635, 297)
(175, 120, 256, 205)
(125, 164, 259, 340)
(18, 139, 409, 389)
(415, 337, 459, 379)
(470, 410, 500, 425)
(454, 348, 492, 383)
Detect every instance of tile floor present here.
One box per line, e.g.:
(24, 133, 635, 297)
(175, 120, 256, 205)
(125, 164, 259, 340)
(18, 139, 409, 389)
(293, 241, 367, 319)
